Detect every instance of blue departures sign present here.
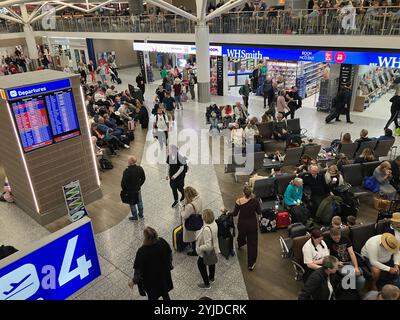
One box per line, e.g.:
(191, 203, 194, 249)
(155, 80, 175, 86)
(0, 218, 101, 300)
(222, 46, 400, 67)
(6, 79, 71, 100)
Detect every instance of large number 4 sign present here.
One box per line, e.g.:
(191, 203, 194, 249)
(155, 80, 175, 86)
(58, 236, 92, 287)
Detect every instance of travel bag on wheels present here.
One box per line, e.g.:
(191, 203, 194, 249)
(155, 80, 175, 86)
(259, 209, 277, 233)
(219, 235, 234, 259)
(172, 225, 188, 252)
(216, 214, 235, 259)
(277, 211, 291, 229)
(287, 222, 307, 238)
(325, 110, 338, 124)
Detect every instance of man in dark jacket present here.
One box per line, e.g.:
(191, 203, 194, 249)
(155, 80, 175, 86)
(335, 84, 353, 124)
(302, 164, 330, 214)
(299, 256, 340, 300)
(391, 156, 400, 191)
(121, 156, 146, 221)
(136, 72, 145, 94)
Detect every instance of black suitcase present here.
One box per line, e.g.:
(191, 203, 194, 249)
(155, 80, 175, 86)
(287, 223, 307, 238)
(120, 136, 130, 146)
(289, 206, 310, 225)
(325, 110, 338, 123)
(0, 245, 18, 261)
(259, 209, 277, 233)
(219, 235, 234, 259)
(99, 158, 113, 170)
(127, 131, 135, 141)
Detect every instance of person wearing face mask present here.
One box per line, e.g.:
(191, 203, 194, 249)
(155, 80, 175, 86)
(302, 228, 331, 280)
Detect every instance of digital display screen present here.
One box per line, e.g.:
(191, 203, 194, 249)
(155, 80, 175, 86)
(45, 89, 80, 142)
(11, 97, 53, 152)
(9, 82, 81, 153)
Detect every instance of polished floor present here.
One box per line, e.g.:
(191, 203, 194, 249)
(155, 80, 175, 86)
(0, 66, 398, 300)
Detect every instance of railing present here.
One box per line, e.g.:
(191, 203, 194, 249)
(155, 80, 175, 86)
(0, 20, 23, 33)
(11, 6, 400, 36)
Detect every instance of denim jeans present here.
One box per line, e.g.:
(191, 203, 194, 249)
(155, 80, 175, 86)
(338, 264, 366, 292)
(129, 191, 143, 219)
(209, 117, 219, 131)
(174, 95, 182, 107)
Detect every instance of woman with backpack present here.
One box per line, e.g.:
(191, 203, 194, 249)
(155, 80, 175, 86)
(222, 185, 261, 271)
(180, 186, 203, 256)
(154, 105, 169, 150)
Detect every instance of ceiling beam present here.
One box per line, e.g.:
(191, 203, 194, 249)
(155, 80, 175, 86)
(0, 13, 23, 23)
(196, 0, 207, 21)
(27, 2, 48, 23)
(30, 4, 66, 23)
(205, 0, 247, 22)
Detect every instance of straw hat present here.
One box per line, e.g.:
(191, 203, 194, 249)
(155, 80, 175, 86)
(390, 212, 400, 223)
(381, 233, 399, 254)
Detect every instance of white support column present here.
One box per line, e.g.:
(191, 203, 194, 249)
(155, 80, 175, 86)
(195, 21, 211, 103)
(21, 4, 39, 69)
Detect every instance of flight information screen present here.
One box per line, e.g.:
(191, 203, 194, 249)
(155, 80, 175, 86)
(9, 81, 81, 153)
(45, 89, 80, 142)
(11, 97, 53, 152)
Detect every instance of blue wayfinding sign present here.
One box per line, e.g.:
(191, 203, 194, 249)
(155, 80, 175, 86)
(6, 78, 71, 100)
(222, 46, 400, 67)
(0, 217, 101, 300)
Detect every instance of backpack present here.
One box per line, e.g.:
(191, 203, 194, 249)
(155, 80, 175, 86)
(99, 158, 113, 170)
(216, 214, 235, 238)
(263, 80, 272, 93)
(259, 209, 277, 233)
(363, 176, 380, 193)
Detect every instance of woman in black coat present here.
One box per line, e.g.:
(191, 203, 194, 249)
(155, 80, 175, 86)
(298, 256, 340, 300)
(129, 227, 173, 300)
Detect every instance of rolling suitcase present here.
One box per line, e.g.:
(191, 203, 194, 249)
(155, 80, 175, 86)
(219, 235, 234, 259)
(172, 225, 187, 252)
(325, 110, 338, 124)
(287, 223, 307, 238)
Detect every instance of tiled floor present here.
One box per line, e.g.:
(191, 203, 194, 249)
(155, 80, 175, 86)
(1, 65, 398, 300)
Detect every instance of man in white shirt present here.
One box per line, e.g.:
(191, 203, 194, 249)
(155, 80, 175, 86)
(154, 105, 169, 150)
(361, 233, 400, 290)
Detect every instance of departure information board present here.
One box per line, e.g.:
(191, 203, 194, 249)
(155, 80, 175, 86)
(11, 97, 53, 152)
(45, 89, 80, 142)
(8, 79, 81, 153)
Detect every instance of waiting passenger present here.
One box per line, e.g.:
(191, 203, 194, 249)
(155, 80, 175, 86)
(302, 228, 330, 277)
(325, 227, 365, 292)
(355, 129, 372, 145)
(222, 105, 234, 127)
(354, 148, 376, 164)
(302, 164, 330, 214)
(346, 215, 357, 228)
(129, 227, 173, 300)
(231, 123, 244, 150)
(379, 128, 395, 141)
(324, 164, 344, 189)
(373, 161, 397, 200)
(298, 256, 340, 300)
(234, 101, 249, 123)
(196, 209, 220, 289)
(180, 186, 202, 256)
(223, 185, 262, 271)
(272, 112, 288, 141)
(363, 284, 400, 300)
(283, 178, 304, 208)
(361, 233, 400, 291)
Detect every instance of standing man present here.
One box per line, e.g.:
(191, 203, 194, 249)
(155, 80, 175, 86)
(87, 60, 95, 82)
(335, 83, 354, 124)
(136, 72, 145, 95)
(121, 156, 146, 221)
(166, 145, 187, 208)
(239, 79, 251, 108)
(162, 91, 176, 123)
(263, 77, 272, 109)
(160, 65, 168, 80)
(285, 86, 302, 119)
(188, 69, 196, 100)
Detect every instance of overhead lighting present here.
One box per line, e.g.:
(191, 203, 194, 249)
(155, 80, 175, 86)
(5, 101, 40, 213)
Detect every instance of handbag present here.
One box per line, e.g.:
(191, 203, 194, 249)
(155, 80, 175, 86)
(128, 120, 135, 131)
(120, 190, 138, 205)
(202, 226, 218, 266)
(374, 195, 391, 211)
(184, 203, 203, 231)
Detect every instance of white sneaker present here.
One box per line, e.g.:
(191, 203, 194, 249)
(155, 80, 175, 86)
(124, 144, 130, 149)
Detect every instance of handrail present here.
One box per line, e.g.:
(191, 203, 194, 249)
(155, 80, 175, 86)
(1, 6, 399, 35)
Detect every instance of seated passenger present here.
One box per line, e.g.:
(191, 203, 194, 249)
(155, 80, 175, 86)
(374, 161, 397, 200)
(206, 103, 221, 123)
(222, 105, 234, 127)
(231, 123, 244, 150)
(234, 101, 249, 123)
(354, 148, 376, 164)
(296, 155, 313, 175)
(324, 164, 344, 190)
(302, 228, 330, 277)
(379, 128, 395, 141)
(302, 164, 330, 214)
(324, 132, 352, 154)
(355, 129, 373, 145)
(298, 256, 340, 300)
(283, 178, 303, 208)
(390, 156, 400, 191)
(363, 284, 400, 300)
(325, 227, 365, 292)
(261, 110, 274, 123)
(346, 215, 357, 228)
(272, 112, 288, 141)
(361, 233, 400, 291)
(244, 117, 260, 146)
(336, 153, 350, 171)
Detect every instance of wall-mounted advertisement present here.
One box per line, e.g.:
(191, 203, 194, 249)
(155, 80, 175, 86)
(62, 180, 87, 222)
(133, 42, 222, 56)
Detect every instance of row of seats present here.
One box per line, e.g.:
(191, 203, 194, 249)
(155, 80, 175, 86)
(338, 139, 396, 160)
(285, 219, 391, 281)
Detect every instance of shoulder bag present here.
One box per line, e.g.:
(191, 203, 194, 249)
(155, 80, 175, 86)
(184, 203, 203, 231)
(202, 226, 218, 266)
